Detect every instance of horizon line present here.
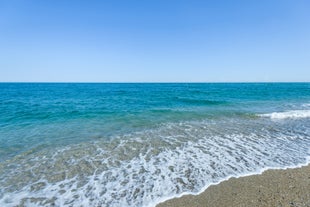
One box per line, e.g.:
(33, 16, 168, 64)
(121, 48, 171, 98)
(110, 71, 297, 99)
(0, 81, 309, 84)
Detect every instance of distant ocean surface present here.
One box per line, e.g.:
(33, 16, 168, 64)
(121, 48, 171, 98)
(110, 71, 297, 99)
(0, 83, 310, 207)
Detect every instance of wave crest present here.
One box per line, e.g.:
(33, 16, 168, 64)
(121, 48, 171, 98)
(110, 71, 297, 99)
(260, 110, 310, 119)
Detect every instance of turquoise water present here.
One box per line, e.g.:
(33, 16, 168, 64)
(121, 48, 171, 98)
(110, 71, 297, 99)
(0, 83, 310, 206)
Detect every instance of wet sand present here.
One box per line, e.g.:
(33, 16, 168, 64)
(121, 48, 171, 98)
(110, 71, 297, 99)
(157, 164, 310, 207)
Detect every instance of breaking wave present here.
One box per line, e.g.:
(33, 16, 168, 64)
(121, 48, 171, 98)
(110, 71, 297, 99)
(260, 110, 310, 119)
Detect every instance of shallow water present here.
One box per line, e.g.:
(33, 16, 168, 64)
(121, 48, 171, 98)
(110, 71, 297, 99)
(0, 83, 310, 206)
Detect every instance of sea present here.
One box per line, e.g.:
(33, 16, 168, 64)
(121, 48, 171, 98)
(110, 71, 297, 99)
(0, 83, 309, 207)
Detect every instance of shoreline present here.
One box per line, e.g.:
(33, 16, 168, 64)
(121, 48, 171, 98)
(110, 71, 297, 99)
(156, 163, 310, 207)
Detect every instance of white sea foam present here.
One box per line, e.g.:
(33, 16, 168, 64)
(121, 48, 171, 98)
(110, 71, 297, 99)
(260, 110, 310, 119)
(302, 103, 310, 107)
(0, 119, 309, 207)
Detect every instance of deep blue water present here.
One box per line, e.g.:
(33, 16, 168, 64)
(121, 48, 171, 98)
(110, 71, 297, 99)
(0, 83, 310, 206)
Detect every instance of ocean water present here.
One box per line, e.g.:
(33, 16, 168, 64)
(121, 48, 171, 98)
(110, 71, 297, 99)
(0, 83, 310, 207)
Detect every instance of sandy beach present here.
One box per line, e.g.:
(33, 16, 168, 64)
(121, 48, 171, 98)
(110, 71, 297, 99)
(157, 164, 310, 207)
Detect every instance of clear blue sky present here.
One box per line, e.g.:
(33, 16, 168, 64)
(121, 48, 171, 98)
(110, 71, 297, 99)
(0, 0, 309, 82)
